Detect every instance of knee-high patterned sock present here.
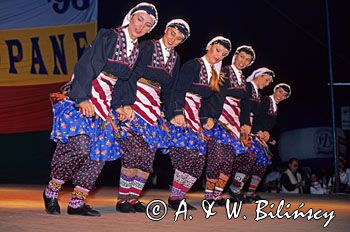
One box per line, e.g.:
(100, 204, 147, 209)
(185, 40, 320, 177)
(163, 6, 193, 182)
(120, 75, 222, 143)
(229, 172, 246, 194)
(247, 175, 262, 196)
(204, 178, 217, 200)
(118, 167, 137, 203)
(45, 178, 64, 199)
(118, 172, 134, 203)
(180, 174, 197, 199)
(170, 169, 187, 200)
(128, 169, 149, 205)
(68, 186, 89, 208)
(213, 173, 229, 200)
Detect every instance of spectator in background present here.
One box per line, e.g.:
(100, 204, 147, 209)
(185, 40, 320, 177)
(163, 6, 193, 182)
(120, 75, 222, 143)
(263, 166, 282, 193)
(302, 166, 312, 194)
(339, 155, 350, 192)
(318, 168, 331, 190)
(280, 158, 304, 194)
(310, 173, 328, 194)
(328, 155, 349, 193)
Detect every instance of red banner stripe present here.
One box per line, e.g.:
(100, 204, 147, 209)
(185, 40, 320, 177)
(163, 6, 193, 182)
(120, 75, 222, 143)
(0, 82, 65, 133)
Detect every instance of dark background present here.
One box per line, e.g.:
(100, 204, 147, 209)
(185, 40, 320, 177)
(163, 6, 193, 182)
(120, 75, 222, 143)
(1, 0, 349, 188)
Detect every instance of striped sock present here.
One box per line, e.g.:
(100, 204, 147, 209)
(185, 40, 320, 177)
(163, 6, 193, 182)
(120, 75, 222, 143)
(247, 175, 262, 196)
(45, 178, 64, 199)
(181, 174, 197, 198)
(213, 173, 229, 200)
(204, 178, 217, 200)
(128, 175, 148, 205)
(68, 186, 89, 208)
(229, 172, 246, 194)
(118, 172, 134, 203)
(170, 169, 187, 200)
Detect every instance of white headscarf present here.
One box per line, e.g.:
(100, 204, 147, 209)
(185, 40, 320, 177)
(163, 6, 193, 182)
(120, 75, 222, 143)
(165, 19, 190, 42)
(206, 36, 232, 74)
(274, 83, 291, 98)
(246, 67, 274, 82)
(231, 45, 256, 67)
(122, 2, 158, 32)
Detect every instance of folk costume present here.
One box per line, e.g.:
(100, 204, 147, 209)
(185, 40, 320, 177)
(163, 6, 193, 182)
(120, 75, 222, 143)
(43, 2, 158, 216)
(204, 45, 255, 204)
(166, 36, 231, 210)
(245, 83, 291, 200)
(114, 19, 190, 213)
(229, 67, 275, 202)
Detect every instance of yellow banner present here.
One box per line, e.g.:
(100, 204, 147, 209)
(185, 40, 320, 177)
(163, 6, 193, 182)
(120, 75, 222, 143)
(0, 22, 96, 86)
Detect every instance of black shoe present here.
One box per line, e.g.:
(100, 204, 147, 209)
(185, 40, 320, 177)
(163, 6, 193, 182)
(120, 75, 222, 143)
(116, 201, 136, 213)
(67, 204, 101, 217)
(227, 188, 236, 198)
(43, 191, 60, 215)
(246, 194, 265, 202)
(132, 201, 147, 213)
(186, 202, 197, 210)
(228, 190, 246, 203)
(168, 198, 181, 210)
(244, 195, 255, 204)
(254, 195, 265, 201)
(215, 198, 227, 206)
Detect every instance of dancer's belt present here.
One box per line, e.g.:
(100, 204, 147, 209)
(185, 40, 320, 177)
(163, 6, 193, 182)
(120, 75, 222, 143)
(101, 71, 118, 79)
(138, 77, 161, 91)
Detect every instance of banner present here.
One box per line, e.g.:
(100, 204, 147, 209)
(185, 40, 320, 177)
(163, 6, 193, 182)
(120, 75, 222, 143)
(0, 22, 96, 86)
(0, 0, 98, 133)
(0, 0, 97, 29)
(278, 127, 347, 162)
(0, 83, 63, 133)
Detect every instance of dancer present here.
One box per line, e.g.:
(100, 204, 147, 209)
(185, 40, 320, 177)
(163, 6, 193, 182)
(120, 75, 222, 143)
(114, 19, 190, 213)
(245, 83, 291, 201)
(167, 36, 231, 210)
(228, 67, 274, 202)
(204, 45, 255, 205)
(43, 2, 158, 216)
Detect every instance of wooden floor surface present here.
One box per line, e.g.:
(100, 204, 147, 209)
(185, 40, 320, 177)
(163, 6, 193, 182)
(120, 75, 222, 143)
(1, 185, 349, 232)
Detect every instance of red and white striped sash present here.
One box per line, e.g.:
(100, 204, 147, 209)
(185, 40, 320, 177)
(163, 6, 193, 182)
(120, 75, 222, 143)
(90, 73, 117, 121)
(218, 96, 241, 138)
(131, 80, 161, 125)
(184, 92, 202, 132)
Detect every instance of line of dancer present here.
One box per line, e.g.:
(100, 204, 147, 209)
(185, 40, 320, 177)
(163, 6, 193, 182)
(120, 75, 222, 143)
(43, 2, 291, 216)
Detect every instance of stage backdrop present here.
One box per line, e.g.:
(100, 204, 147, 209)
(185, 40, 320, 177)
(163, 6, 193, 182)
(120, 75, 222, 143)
(278, 127, 347, 162)
(0, 0, 97, 133)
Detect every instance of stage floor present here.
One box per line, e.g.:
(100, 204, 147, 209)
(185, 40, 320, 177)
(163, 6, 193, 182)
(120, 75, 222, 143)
(1, 185, 349, 232)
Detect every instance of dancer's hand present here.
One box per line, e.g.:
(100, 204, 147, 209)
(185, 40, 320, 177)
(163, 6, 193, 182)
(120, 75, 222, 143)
(123, 105, 135, 121)
(203, 118, 214, 130)
(116, 107, 128, 121)
(263, 131, 270, 142)
(241, 124, 251, 135)
(257, 131, 265, 140)
(78, 100, 95, 117)
(257, 131, 270, 142)
(170, 115, 186, 126)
